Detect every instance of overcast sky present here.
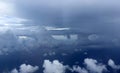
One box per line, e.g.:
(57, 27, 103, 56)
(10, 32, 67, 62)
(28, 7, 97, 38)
(0, 0, 120, 51)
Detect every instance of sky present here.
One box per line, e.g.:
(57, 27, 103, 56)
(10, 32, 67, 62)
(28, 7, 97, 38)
(0, 0, 120, 73)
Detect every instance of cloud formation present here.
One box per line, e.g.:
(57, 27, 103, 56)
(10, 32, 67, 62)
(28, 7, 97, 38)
(8, 58, 120, 73)
(11, 64, 39, 73)
(108, 59, 120, 70)
(72, 66, 88, 73)
(3, 0, 120, 49)
(84, 58, 107, 73)
(43, 60, 67, 73)
(43, 58, 120, 73)
(0, 0, 120, 55)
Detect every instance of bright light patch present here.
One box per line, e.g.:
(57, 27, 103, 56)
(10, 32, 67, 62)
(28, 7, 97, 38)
(18, 36, 28, 39)
(52, 35, 68, 40)
(0, 1, 14, 15)
(45, 26, 70, 31)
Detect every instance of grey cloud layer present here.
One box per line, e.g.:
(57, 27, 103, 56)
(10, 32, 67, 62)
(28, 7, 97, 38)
(1, 0, 120, 52)
(11, 0, 120, 47)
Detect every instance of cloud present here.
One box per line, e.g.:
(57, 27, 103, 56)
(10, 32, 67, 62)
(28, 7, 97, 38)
(45, 26, 70, 31)
(84, 58, 107, 73)
(13, 0, 120, 29)
(43, 60, 67, 73)
(10, 0, 120, 48)
(42, 59, 107, 73)
(108, 59, 120, 70)
(1, 58, 119, 73)
(11, 64, 39, 73)
(0, 15, 27, 26)
(72, 65, 88, 73)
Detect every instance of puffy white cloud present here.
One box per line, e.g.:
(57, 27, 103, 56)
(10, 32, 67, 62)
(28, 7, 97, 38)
(43, 59, 111, 73)
(84, 58, 107, 73)
(9, 59, 120, 73)
(108, 59, 120, 70)
(11, 64, 39, 73)
(19, 64, 39, 73)
(43, 60, 67, 73)
(72, 66, 88, 73)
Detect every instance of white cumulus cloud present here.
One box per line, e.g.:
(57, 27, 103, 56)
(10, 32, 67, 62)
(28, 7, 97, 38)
(84, 58, 107, 73)
(43, 60, 67, 73)
(11, 64, 39, 73)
